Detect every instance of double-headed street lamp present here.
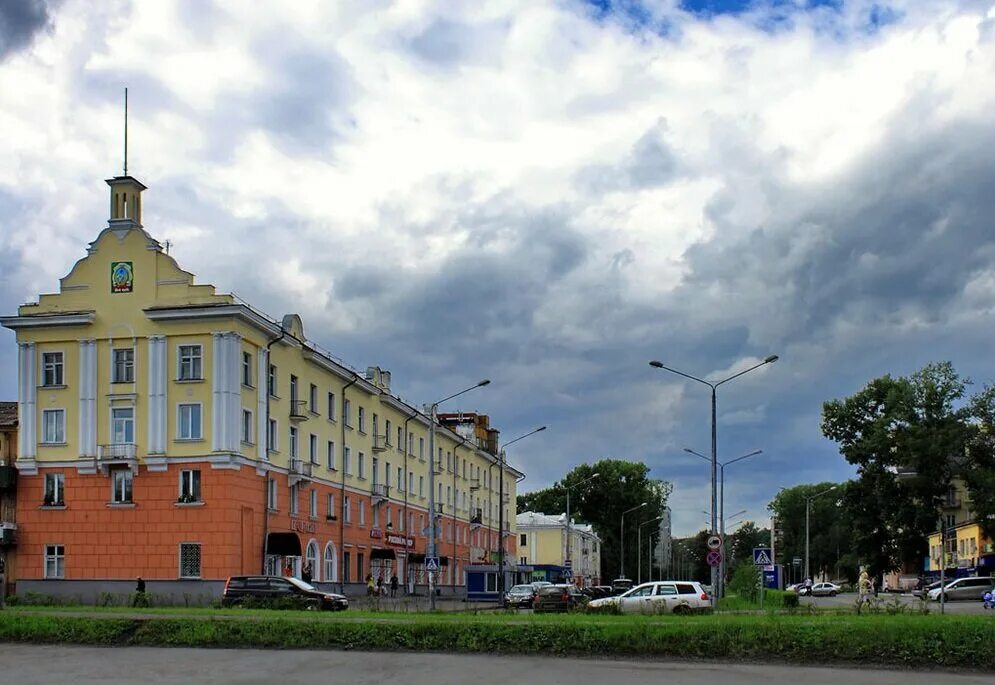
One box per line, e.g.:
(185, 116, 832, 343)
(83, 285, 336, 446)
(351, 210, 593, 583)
(426, 379, 490, 611)
(685, 447, 762, 597)
(805, 485, 838, 582)
(620, 502, 647, 580)
(638, 515, 664, 584)
(650, 355, 778, 601)
(497, 426, 547, 596)
(564, 472, 600, 574)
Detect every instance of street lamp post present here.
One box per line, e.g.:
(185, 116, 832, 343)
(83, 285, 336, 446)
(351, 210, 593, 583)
(620, 502, 647, 580)
(805, 486, 838, 582)
(651, 355, 777, 603)
(497, 426, 547, 597)
(565, 472, 600, 578)
(426, 379, 490, 611)
(639, 515, 663, 584)
(685, 447, 762, 597)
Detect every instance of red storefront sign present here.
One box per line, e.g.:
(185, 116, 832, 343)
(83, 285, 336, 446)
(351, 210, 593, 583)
(386, 533, 414, 548)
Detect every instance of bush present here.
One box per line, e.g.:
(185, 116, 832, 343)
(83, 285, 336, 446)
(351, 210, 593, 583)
(728, 563, 761, 602)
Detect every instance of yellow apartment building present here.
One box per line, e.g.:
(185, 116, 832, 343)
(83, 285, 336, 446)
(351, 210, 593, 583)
(516, 511, 602, 587)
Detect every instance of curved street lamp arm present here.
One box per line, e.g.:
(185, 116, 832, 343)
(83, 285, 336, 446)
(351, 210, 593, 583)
(714, 356, 778, 388)
(649, 362, 713, 389)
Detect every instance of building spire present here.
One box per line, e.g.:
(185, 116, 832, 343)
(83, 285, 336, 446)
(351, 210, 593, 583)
(106, 87, 146, 233)
(123, 87, 128, 177)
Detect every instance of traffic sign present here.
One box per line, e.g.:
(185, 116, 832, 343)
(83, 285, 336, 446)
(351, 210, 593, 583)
(706, 534, 722, 551)
(753, 547, 773, 566)
(564, 559, 573, 569)
(706, 550, 722, 567)
(424, 557, 440, 572)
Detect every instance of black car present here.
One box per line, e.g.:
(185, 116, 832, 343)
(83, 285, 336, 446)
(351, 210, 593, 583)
(503, 584, 537, 608)
(533, 584, 589, 613)
(222, 575, 349, 611)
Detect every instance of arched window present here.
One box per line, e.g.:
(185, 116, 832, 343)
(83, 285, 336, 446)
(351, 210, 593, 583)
(323, 542, 337, 583)
(306, 540, 319, 582)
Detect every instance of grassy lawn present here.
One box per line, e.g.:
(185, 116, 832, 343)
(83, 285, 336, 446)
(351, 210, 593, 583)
(2, 607, 995, 669)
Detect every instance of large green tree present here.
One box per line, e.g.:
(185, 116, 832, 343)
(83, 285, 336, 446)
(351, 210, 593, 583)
(516, 459, 670, 582)
(821, 362, 972, 575)
(768, 482, 847, 581)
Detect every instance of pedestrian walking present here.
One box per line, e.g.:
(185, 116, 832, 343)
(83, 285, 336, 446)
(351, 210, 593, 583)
(133, 577, 148, 608)
(390, 573, 399, 598)
(858, 569, 872, 605)
(302, 563, 312, 584)
(366, 574, 374, 596)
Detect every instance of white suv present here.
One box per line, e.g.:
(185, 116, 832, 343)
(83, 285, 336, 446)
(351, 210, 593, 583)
(588, 581, 711, 614)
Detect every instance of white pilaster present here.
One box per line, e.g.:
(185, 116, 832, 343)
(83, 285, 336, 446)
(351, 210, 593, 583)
(147, 336, 167, 454)
(257, 348, 268, 461)
(78, 339, 97, 457)
(212, 332, 224, 452)
(226, 332, 241, 453)
(18, 342, 36, 459)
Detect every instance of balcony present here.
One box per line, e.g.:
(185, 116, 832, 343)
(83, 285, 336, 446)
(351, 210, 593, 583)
(372, 484, 390, 505)
(289, 458, 313, 487)
(372, 435, 389, 453)
(470, 509, 483, 529)
(97, 443, 137, 472)
(289, 400, 309, 421)
(0, 522, 15, 547)
(469, 478, 480, 492)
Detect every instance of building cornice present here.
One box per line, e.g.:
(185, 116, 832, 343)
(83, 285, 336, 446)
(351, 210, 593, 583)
(0, 312, 95, 330)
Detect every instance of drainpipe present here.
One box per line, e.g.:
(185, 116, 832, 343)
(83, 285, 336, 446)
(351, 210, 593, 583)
(261, 327, 288, 574)
(338, 374, 358, 594)
(402, 409, 417, 593)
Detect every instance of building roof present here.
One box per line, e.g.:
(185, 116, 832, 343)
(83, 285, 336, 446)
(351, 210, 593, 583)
(0, 402, 16, 428)
(516, 511, 600, 539)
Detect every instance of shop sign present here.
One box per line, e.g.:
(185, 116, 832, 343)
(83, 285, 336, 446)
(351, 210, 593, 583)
(290, 518, 316, 534)
(386, 533, 414, 548)
(370, 527, 383, 539)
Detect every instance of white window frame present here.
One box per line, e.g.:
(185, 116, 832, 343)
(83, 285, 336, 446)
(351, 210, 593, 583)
(112, 348, 135, 383)
(268, 418, 278, 452)
(41, 351, 64, 387)
(267, 478, 278, 510)
(44, 544, 65, 579)
(326, 440, 336, 470)
(419, 476, 424, 498)
(326, 493, 335, 518)
(289, 426, 299, 458)
(343, 446, 351, 474)
(358, 500, 365, 526)
(268, 364, 278, 397)
(111, 468, 133, 504)
(177, 344, 203, 381)
(44, 472, 65, 506)
(309, 433, 318, 464)
(41, 408, 66, 444)
(289, 483, 299, 515)
(343, 398, 351, 427)
(397, 466, 403, 492)
(111, 406, 135, 444)
(358, 452, 365, 480)
(358, 406, 366, 434)
(242, 408, 254, 444)
(242, 351, 253, 387)
(176, 403, 203, 441)
(419, 437, 424, 460)
(343, 495, 351, 523)
(309, 384, 318, 414)
(179, 469, 201, 502)
(327, 392, 336, 422)
(309, 488, 318, 518)
(179, 542, 202, 579)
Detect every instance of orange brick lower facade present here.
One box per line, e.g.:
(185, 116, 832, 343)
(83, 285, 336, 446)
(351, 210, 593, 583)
(15, 459, 514, 594)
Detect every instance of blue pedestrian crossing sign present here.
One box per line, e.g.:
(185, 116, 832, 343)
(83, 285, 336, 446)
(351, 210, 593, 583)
(424, 557, 440, 572)
(753, 548, 773, 566)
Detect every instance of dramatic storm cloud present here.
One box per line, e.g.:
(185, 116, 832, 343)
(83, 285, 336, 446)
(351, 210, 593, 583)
(2, 0, 995, 534)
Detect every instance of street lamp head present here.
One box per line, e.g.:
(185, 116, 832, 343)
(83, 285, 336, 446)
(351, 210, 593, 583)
(591, 472, 600, 478)
(764, 355, 779, 364)
(536, 426, 547, 432)
(477, 379, 491, 387)
(640, 501, 647, 507)
(649, 360, 664, 368)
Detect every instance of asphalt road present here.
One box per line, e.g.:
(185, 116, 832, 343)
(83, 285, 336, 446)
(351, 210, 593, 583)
(802, 592, 993, 614)
(1, 646, 992, 685)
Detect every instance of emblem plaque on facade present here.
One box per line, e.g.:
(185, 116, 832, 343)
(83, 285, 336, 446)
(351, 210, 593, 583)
(111, 261, 134, 293)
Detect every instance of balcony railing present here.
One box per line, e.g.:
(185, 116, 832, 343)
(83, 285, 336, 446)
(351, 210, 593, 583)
(372, 435, 389, 453)
(470, 508, 483, 528)
(289, 458, 313, 486)
(289, 400, 310, 421)
(97, 443, 137, 461)
(371, 484, 390, 504)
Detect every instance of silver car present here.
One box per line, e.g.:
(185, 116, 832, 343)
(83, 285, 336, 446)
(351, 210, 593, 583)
(927, 576, 994, 601)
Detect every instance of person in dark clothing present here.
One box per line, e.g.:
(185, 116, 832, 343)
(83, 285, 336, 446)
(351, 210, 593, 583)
(302, 564, 313, 584)
(133, 577, 148, 608)
(390, 574, 399, 598)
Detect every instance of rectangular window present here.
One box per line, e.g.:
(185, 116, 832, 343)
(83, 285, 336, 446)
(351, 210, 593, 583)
(310, 488, 317, 518)
(290, 375, 299, 402)
(326, 493, 335, 518)
(344, 495, 351, 523)
(419, 437, 424, 460)
(267, 478, 278, 510)
(327, 392, 336, 421)
(309, 384, 318, 413)
(343, 551, 351, 583)
(112, 469, 133, 504)
(268, 364, 277, 397)
(309, 433, 318, 464)
(385, 419, 391, 444)
(397, 427, 403, 452)
(44, 544, 65, 578)
(112, 348, 134, 383)
(177, 403, 202, 440)
(242, 351, 253, 387)
(112, 407, 134, 444)
(177, 345, 202, 381)
(372, 457, 380, 486)
(42, 351, 64, 386)
(242, 409, 253, 444)
(179, 543, 202, 578)
(358, 407, 366, 433)
(357, 553, 364, 582)
(408, 433, 414, 455)
(385, 461, 391, 487)
(343, 447, 351, 474)
(409, 472, 414, 494)
(41, 409, 65, 444)
(289, 427, 299, 458)
(397, 467, 403, 492)
(343, 399, 351, 426)
(44, 473, 65, 506)
(359, 501, 366, 526)
(419, 476, 424, 498)
(179, 469, 201, 502)
(358, 452, 365, 479)
(520, 533, 527, 546)
(326, 440, 336, 470)
(289, 483, 299, 515)
(268, 418, 278, 452)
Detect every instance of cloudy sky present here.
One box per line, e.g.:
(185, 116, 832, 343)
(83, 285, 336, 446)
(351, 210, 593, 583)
(2, 0, 995, 535)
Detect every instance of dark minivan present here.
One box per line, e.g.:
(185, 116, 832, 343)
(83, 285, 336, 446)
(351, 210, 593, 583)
(222, 575, 349, 611)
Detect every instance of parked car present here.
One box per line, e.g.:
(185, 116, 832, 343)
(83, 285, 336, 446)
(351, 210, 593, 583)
(222, 575, 349, 610)
(611, 578, 634, 594)
(533, 584, 589, 613)
(503, 584, 537, 608)
(594, 585, 615, 597)
(808, 582, 841, 597)
(914, 580, 950, 598)
(588, 581, 712, 615)
(927, 576, 995, 602)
